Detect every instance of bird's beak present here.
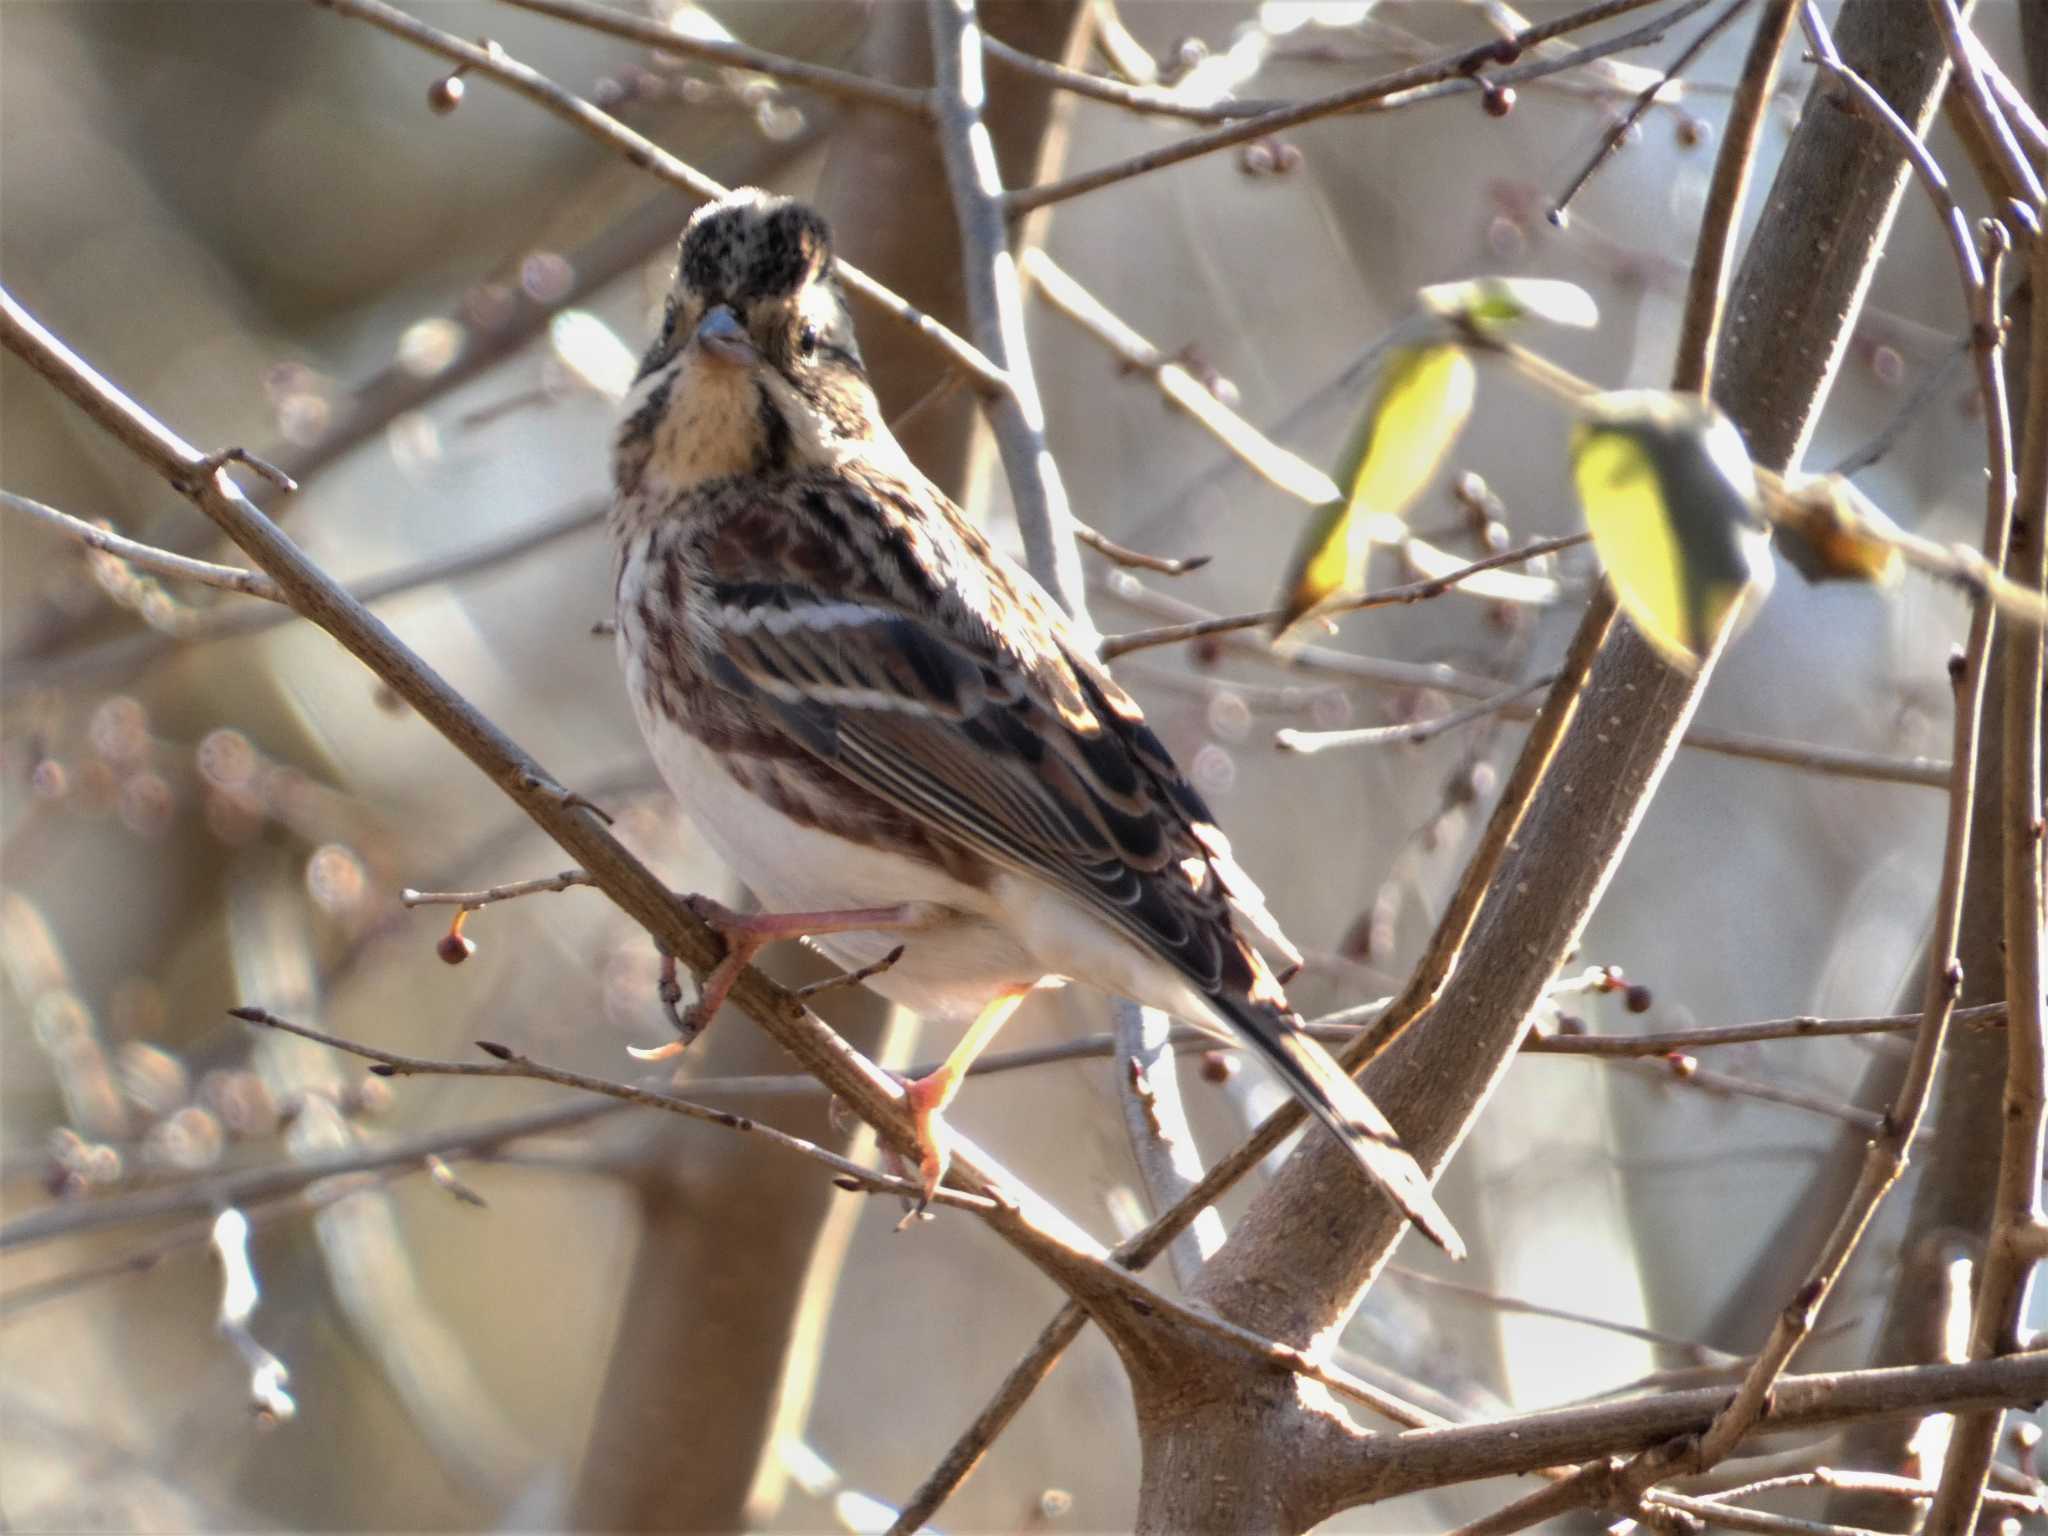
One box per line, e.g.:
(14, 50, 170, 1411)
(694, 305, 758, 367)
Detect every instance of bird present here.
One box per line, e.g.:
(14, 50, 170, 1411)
(606, 187, 1462, 1258)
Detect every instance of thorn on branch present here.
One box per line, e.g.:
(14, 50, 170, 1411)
(1072, 520, 1211, 577)
(177, 447, 299, 499)
(794, 944, 907, 1000)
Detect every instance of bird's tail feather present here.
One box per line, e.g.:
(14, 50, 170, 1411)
(1221, 997, 1465, 1260)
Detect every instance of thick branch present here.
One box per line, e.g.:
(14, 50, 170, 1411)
(1926, 126, 2048, 1536)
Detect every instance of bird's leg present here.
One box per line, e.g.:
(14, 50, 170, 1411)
(631, 896, 921, 1062)
(898, 986, 1032, 1219)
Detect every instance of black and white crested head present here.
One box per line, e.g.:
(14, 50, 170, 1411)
(677, 189, 835, 312)
(613, 189, 883, 501)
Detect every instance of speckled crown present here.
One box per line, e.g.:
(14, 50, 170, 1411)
(677, 189, 834, 304)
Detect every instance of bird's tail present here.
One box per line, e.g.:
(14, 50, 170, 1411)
(1218, 995, 1465, 1260)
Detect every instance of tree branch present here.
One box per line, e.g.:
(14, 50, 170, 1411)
(493, 0, 934, 118)
(925, 0, 1084, 614)
(1003, 0, 1723, 215)
(1926, 105, 2048, 1536)
(2, 490, 283, 600)
(309, 0, 1007, 393)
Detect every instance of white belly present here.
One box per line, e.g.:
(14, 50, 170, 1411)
(617, 621, 1225, 1033)
(624, 668, 1047, 1024)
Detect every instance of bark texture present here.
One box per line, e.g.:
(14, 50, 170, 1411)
(1134, 1, 1961, 1527)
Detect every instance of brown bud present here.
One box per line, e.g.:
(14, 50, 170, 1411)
(1624, 984, 1654, 1014)
(437, 930, 477, 965)
(428, 74, 465, 114)
(1199, 1050, 1238, 1084)
(1665, 1052, 1698, 1079)
(1482, 84, 1515, 118)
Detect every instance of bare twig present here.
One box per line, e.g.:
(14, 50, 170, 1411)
(1321, 1354, 2048, 1508)
(925, 0, 1083, 614)
(494, 0, 933, 117)
(1275, 674, 1558, 753)
(982, 33, 1280, 122)
(309, 0, 1006, 393)
(1386, 1264, 1742, 1364)
(1098, 538, 1583, 660)
(5, 1000, 2003, 1257)
(4, 498, 605, 700)
(229, 1006, 998, 1215)
(1113, 1004, 1223, 1291)
(1098, 574, 1951, 788)
(1071, 518, 1210, 576)
(1925, 0, 2047, 208)
(3, 490, 283, 600)
(210, 1208, 296, 1422)
(1024, 246, 1342, 505)
(1926, 130, 2048, 1536)
(1549, 0, 1752, 228)
(1713, 1466, 2042, 1518)
(1594, 8, 2011, 1518)
(1519, 1001, 2008, 1056)
(1003, 0, 1724, 214)
(0, 282, 1262, 1370)
(399, 869, 594, 908)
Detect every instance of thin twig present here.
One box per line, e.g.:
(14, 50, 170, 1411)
(309, 0, 1006, 394)
(228, 1006, 997, 1214)
(4, 498, 606, 700)
(1003, 0, 1723, 215)
(1027, 246, 1568, 613)
(981, 34, 1282, 123)
(1113, 1004, 1224, 1290)
(1597, 6, 2014, 1517)
(494, 0, 933, 117)
(1024, 246, 1342, 505)
(5, 1001, 2004, 1257)
(0, 281, 1284, 1371)
(1385, 1264, 1742, 1364)
(1926, 110, 2048, 1536)
(3, 490, 284, 600)
(399, 869, 594, 908)
(1713, 1467, 2042, 1518)
(1549, 0, 1753, 230)
(925, 0, 1083, 614)
(1275, 674, 1558, 753)
(1097, 573, 1952, 788)
(1071, 519, 1211, 576)
(1098, 538, 1583, 660)
(1924, 0, 2046, 208)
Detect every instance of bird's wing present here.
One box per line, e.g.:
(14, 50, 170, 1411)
(689, 476, 1290, 1006)
(682, 473, 1462, 1256)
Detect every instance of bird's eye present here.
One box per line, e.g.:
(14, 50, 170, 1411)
(796, 323, 820, 358)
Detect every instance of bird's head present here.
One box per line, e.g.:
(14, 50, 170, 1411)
(615, 189, 884, 496)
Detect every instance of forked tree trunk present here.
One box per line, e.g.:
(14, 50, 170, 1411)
(1130, 2, 1960, 1528)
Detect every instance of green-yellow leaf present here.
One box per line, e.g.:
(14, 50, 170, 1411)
(1419, 276, 1600, 335)
(1572, 390, 1773, 669)
(1273, 343, 1477, 635)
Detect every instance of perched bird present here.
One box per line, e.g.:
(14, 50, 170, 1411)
(608, 187, 1461, 1257)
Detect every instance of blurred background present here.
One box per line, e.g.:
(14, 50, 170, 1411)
(1, 2, 2037, 1530)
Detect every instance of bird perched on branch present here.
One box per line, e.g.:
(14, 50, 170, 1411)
(608, 187, 1461, 1258)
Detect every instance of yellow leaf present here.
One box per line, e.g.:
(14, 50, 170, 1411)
(1572, 391, 1772, 669)
(1273, 344, 1476, 635)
